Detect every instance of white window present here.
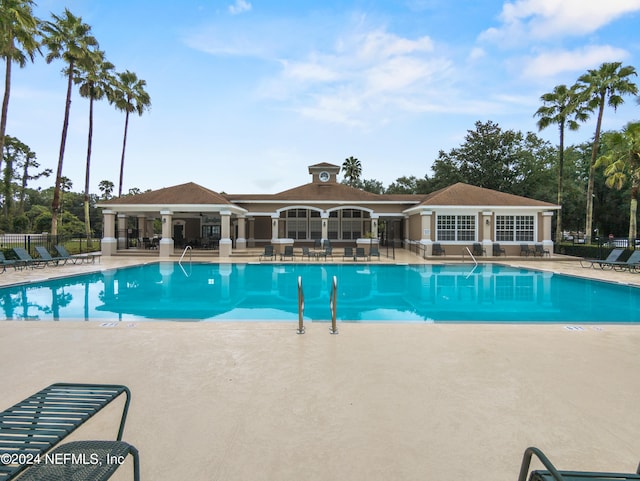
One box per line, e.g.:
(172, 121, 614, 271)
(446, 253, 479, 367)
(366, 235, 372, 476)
(496, 215, 534, 242)
(436, 215, 476, 241)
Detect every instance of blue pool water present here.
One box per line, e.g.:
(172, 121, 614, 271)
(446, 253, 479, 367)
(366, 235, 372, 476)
(0, 262, 639, 323)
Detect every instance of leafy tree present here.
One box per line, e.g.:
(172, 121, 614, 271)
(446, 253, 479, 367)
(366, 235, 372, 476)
(75, 48, 115, 241)
(574, 62, 638, 243)
(431, 120, 554, 196)
(16, 142, 51, 214)
(112, 70, 151, 197)
(0, 0, 40, 176)
(595, 122, 640, 246)
(41, 8, 98, 235)
(386, 175, 432, 194)
(341, 156, 362, 187)
(99, 179, 114, 199)
(535, 84, 590, 242)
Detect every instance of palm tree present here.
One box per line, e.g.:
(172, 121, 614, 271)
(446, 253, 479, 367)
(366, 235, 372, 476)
(534, 84, 589, 243)
(574, 62, 638, 244)
(75, 48, 115, 242)
(595, 122, 640, 247)
(98, 179, 114, 200)
(112, 70, 151, 197)
(0, 0, 40, 176)
(41, 8, 98, 236)
(341, 156, 362, 187)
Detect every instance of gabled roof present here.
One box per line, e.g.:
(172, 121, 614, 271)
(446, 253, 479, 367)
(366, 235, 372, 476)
(418, 182, 557, 207)
(100, 182, 232, 206)
(228, 182, 420, 203)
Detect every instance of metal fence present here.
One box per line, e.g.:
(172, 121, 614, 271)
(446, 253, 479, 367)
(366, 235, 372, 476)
(0, 234, 101, 257)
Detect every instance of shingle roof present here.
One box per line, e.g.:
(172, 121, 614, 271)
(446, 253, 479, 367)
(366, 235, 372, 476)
(100, 182, 232, 205)
(419, 183, 557, 207)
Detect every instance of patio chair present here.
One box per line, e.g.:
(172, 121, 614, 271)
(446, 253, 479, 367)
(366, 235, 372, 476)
(432, 243, 446, 256)
(517, 446, 640, 481)
(280, 245, 295, 261)
(0, 251, 21, 272)
(534, 244, 550, 257)
(369, 245, 380, 260)
(54, 244, 101, 264)
(606, 250, 640, 272)
(355, 247, 367, 261)
(579, 248, 624, 269)
(35, 245, 67, 266)
(472, 243, 485, 256)
(343, 247, 354, 260)
(493, 243, 506, 256)
(520, 244, 534, 256)
(301, 246, 312, 260)
(12, 247, 47, 269)
(259, 245, 275, 261)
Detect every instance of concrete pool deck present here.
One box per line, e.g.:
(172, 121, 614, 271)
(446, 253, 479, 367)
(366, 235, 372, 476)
(1, 251, 639, 481)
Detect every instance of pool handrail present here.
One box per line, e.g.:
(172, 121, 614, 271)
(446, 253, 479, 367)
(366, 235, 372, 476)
(297, 276, 305, 334)
(330, 275, 338, 334)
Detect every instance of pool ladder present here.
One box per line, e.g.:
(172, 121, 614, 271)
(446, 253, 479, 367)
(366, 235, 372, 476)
(296, 275, 338, 335)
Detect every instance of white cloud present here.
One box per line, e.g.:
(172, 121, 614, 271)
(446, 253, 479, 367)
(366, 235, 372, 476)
(480, 0, 640, 44)
(521, 45, 630, 78)
(228, 0, 252, 15)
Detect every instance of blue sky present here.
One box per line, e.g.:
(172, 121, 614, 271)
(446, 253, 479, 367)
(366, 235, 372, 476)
(8, 0, 640, 195)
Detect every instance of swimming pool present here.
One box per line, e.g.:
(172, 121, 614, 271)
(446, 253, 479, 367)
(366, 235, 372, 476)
(0, 262, 638, 323)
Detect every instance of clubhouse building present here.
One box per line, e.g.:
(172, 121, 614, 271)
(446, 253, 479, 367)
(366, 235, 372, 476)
(97, 162, 560, 258)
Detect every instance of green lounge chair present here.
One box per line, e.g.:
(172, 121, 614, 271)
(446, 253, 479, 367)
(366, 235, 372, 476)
(534, 244, 550, 257)
(369, 245, 380, 260)
(343, 247, 354, 260)
(35, 245, 66, 266)
(517, 446, 640, 481)
(0, 251, 21, 272)
(355, 247, 367, 261)
(579, 248, 624, 269)
(607, 250, 640, 272)
(520, 244, 534, 256)
(493, 243, 506, 256)
(54, 244, 97, 264)
(12, 247, 47, 269)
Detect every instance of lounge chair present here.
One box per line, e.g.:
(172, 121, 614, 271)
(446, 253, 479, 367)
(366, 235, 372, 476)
(517, 446, 640, 481)
(343, 247, 354, 260)
(259, 245, 275, 261)
(534, 244, 550, 257)
(0, 251, 21, 272)
(355, 247, 367, 261)
(35, 245, 66, 266)
(493, 243, 506, 256)
(54, 244, 101, 264)
(369, 245, 380, 260)
(432, 243, 446, 256)
(520, 244, 534, 256)
(280, 245, 295, 261)
(472, 243, 485, 256)
(12, 247, 47, 269)
(579, 248, 624, 269)
(606, 250, 640, 272)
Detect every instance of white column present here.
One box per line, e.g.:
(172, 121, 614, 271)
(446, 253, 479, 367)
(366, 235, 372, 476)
(247, 217, 255, 247)
(101, 210, 117, 256)
(137, 215, 146, 245)
(117, 214, 127, 250)
(482, 211, 493, 257)
(420, 211, 433, 256)
(159, 210, 174, 258)
(236, 216, 246, 250)
(321, 212, 329, 242)
(271, 215, 279, 241)
(542, 211, 554, 256)
(219, 210, 232, 257)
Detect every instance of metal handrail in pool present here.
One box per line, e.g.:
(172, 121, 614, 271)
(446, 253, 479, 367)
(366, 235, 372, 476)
(330, 275, 338, 334)
(297, 276, 305, 334)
